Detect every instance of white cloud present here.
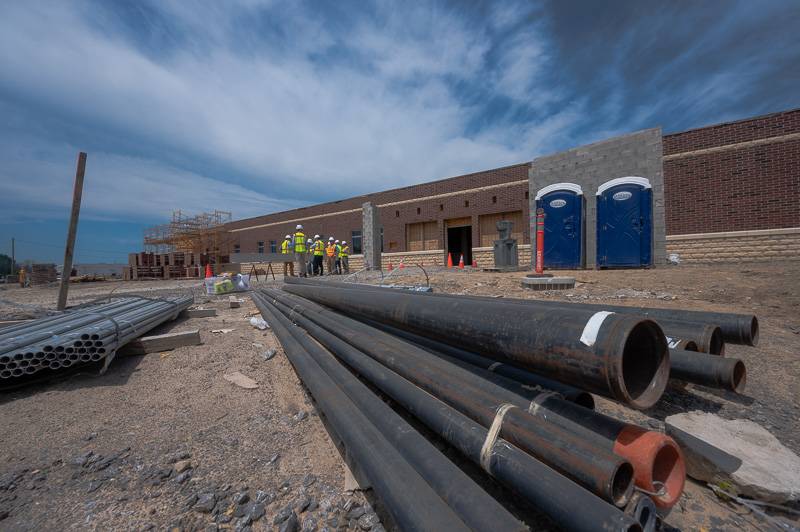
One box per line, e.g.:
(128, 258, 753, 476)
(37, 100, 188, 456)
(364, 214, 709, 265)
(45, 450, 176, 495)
(0, 1, 564, 224)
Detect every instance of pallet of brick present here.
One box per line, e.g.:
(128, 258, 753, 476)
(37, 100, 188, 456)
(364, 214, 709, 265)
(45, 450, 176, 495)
(30, 264, 58, 285)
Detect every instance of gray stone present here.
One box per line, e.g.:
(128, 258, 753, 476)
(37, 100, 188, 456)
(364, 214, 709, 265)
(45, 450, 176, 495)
(169, 451, 191, 463)
(194, 493, 217, 513)
(174, 459, 192, 473)
(234, 491, 250, 505)
(174, 471, 191, 484)
(301, 516, 317, 532)
(262, 348, 277, 360)
(279, 512, 300, 532)
(666, 412, 800, 502)
(301, 473, 316, 487)
(267, 453, 280, 465)
(255, 489, 273, 504)
(346, 505, 366, 520)
(358, 512, 380, 530)
(294, 494, 311, 513)
(273, 505, 294, 524)
(362, 202, 381, 270)
(248, 502, 265, 521)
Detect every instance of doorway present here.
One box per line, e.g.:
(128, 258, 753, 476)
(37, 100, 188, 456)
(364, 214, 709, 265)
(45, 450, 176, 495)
(446, 225, 472, 266)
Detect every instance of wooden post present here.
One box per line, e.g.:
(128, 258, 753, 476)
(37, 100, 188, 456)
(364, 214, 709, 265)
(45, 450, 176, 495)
(56, 152, 87, 311)
(10, 237, 15, 274)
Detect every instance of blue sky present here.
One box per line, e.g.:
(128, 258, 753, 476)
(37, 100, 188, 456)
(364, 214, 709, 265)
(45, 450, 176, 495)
(1, 0, 798, 263)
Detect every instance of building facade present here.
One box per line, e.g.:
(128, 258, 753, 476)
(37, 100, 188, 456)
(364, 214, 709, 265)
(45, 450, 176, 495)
(225, 108, 800, 267)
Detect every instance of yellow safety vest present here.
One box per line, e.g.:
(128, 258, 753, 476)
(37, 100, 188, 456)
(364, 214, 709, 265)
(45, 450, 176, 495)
(313, 241, 324, 256)
(339, 245, 349, 258)
(281, 240, 291, 254)
(326, 244, 336, 257)
(294, 232, 306, 252)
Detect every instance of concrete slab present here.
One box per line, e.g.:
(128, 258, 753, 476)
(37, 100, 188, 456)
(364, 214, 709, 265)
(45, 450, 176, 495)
(521, 276, 575, 290)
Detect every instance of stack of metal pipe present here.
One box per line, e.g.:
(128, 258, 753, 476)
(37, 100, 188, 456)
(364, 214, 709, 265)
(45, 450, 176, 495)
(285, 277, 752, 394)
(0, 295, 193, 380)
(253, 288, 680, 532)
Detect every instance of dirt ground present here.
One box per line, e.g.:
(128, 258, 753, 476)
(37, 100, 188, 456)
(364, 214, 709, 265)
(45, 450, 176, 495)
(0, 261, 798, 531)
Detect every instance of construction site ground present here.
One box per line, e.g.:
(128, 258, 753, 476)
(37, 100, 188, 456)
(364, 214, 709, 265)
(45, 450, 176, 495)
(0, 260, 798, 531)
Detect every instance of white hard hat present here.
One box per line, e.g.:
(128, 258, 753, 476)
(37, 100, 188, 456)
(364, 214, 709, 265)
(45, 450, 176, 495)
(335, 240, 340, 243)
(329, 237, 334, 241)
(314, 234, 320, 239)
(296, 224, 303, 230)
(285, 235, 291, 239)
(342, 240, 347, 244)
(307, 238, 312, 242)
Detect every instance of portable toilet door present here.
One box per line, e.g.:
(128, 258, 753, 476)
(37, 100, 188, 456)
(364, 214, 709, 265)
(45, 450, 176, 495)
(535, 183, 584, 268)
(596, 177, 653, 268)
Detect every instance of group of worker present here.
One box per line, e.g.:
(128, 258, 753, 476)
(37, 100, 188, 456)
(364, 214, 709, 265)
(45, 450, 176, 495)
(281, 225, 349, 277)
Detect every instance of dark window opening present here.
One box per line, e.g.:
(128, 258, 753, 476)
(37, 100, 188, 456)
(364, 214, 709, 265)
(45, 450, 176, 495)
(269, 240, 277, 253)
(439, 204, 444, 211)
(525, 191, 529, 199)
(351, 230, 363, 254)
(492, 196, 497, 204)
(395, 210, 400, 217)
(464, 200, 469, 207)
(416, 207, 421, 215)
(257, 241, 264, 254)
(233, 244, 240, 254)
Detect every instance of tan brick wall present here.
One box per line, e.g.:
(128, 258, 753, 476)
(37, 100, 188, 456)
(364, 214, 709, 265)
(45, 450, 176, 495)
(347, 245, 532, 271)
(666, 228, 800, 262)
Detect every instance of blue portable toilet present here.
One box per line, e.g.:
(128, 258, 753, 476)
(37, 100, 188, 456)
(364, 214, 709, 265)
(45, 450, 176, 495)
(596, 177, 653, 268)
(535, 183, 584, 269)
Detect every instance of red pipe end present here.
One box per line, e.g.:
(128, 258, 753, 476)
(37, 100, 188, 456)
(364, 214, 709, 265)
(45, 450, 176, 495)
(613, 425, 686, 509)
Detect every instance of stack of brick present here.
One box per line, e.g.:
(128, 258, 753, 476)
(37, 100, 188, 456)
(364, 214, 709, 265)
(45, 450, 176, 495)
(124, 252, 230, 280)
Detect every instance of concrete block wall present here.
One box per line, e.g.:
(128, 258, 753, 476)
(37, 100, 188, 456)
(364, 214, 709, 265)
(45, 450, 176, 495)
(528, 128, 666, 268)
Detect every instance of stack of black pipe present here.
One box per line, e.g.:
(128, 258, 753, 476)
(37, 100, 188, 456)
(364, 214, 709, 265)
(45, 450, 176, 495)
(0, 295, 193, 380)
(284, 277, 753, 394)
(253, 288, 655, 532)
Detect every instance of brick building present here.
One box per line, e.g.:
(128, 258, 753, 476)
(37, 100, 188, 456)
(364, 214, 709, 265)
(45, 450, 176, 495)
(225, 108, 800, 267)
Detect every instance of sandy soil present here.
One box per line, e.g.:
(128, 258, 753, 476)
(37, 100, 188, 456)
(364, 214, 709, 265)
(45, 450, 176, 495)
(0, 261, 798, 531)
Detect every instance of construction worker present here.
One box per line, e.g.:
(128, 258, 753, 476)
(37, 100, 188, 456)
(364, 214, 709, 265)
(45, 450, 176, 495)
(325, 237, 336, 275)
(281, 234, 294, 277)
(306, 238, 314, 276)
(294, 225, 307, 277)
(340, 240, 350, 274)
(334, 240, 342, 274)
(18, 268, 26, 288)
(312, 235, 324, 276)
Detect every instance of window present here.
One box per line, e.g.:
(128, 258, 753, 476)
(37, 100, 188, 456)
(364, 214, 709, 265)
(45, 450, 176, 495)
(439, 204, 444, 211)
(351, 231, 362, 254)
(417, 207, 421, 215)
(492, 195, 497, 204)
(464, 200, 469, 207)
(395, 210, 400, 217)
(406, 221, 438, 251)
(257, 241, 264, 254)
(380, 228, 384, 252)
(233, 244, 241, 254)
(270, 240, 277, 253)
(525, 191, 529, 200)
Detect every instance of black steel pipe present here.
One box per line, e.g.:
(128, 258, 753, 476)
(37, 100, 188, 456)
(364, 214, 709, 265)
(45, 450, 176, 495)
(669, 348, 746, 393)
(256, 292, 642, 532)
(264, 289, 635, 506)
(624, 492, 657, 532)
(251, 294, 472, 532)
(361, 316, 595, 409)
(286, 277, 758, 346)
(251, 292, 523, 531)
(659, 320, 725, 355)
(281, 282, 669, 409)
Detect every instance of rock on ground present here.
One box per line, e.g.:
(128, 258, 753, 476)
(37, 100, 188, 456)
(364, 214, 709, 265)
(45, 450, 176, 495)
(666, 411, 800, 503)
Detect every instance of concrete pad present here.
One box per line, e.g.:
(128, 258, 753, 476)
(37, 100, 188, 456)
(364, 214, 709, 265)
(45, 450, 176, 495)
(521, 276, 575, 290)
(666, 411, 800, 503)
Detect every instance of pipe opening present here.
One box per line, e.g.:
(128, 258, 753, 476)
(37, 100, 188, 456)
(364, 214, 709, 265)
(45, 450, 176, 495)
(90, 334, 100, 340)
(55, 346, 64, 353)
(731, 361, 747, 393)
(573, 392, 595, 409)
(651, 443, 685, 507)
(0, 370, 10, 378)
(622, 321, 668, 408)
(709, 329, 724, 355)
(612, 462, 635, 507)
(638, 506, 651, 528)
(13, 353, 24, 361)
(24, 352, 35, 360)
(625, 524, 643, 532)
(12, 369, 23, 377)
(80, 333, 90, 340)
(43, 345, 53, 352)
(683, 341, 698, 352)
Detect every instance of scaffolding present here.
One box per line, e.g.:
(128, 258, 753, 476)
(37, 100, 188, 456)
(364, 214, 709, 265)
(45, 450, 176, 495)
(143, 210, 233, 262)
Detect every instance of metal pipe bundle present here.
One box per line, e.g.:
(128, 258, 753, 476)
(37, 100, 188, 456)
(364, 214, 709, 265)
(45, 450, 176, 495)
(253, 291, 643, 532)
(0, 295, 193, 379)
(282, 280, 670, 409)
(286, 277, 758, 346)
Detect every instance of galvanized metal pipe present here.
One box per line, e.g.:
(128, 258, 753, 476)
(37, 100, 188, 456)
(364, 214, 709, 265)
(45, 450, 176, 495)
(251, 292, 524, 532)
(263, 288, 635, 506)
(282, 281, 669, 409)
(255, 292, 642, 532)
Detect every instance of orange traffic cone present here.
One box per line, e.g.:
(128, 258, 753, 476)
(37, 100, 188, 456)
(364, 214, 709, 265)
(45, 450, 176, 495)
(458, 255, 465, 269)
(447, 253, 453, 268)
(471, 259, 477, 268)
(205, 264, 213, 278)
(387, 261, 393, 271)
(399, 261, 405, 269)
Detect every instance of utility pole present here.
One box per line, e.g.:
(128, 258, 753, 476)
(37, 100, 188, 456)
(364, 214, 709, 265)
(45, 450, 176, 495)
(57, 152, 87, 311)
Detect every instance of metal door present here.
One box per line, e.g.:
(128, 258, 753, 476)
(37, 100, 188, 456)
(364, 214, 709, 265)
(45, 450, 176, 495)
(597, 183, 652, 267)
(536, 190, 583, 268)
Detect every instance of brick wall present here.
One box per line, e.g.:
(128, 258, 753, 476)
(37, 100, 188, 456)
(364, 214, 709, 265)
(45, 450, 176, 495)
(663, 109, 800, 234)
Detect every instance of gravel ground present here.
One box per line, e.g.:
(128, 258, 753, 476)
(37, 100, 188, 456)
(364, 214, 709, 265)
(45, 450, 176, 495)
(0, 261, 798, 531)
